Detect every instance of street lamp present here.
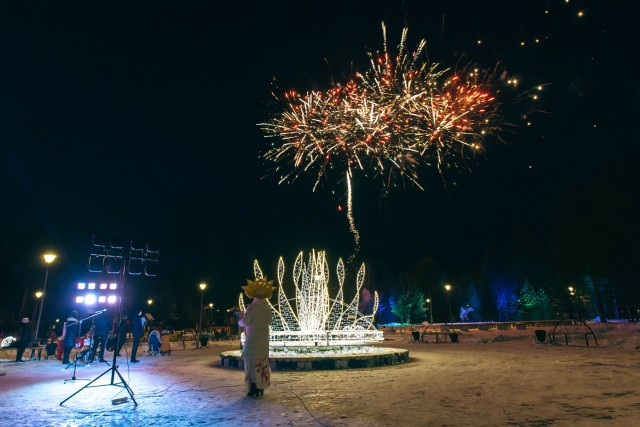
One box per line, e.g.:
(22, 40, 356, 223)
(568, 286, 577, 319)
(444, 284, 453, 323)
(34, 253, 56, 347)
(31, 291, 43, 336)
(198, 283, 207, 348)
(147, 299, 153, 306)
(425, 298, 433, 324)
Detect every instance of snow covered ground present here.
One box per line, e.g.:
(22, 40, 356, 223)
(1, 323, 639, 426)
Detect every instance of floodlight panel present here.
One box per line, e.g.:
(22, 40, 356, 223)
(145, 260, 159, 276)
(88, 255, 104, 272)
(109, 283, 117, 290)
(84, 294, 96, 305)
(128, 258, 144, 275)
(75, 296, 84, 303)
(78, 282, 86, 290)
(88, 283, 96, 290)
(104, 256, 123, 274)
(98, 296, 106, 303)
(100, 283, 107, 290)
(107, 295, 117, 304)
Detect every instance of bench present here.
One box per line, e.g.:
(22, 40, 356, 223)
(548, 331, 597, 347)
(421, 331, 459, 343)
(549, 319, 598, 347)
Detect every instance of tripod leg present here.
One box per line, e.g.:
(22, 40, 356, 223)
(113, 367, 137, 405)
(60, 365, 112, 406)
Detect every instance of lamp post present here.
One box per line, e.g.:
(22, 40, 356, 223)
(33, 253, 56, 346)
(31, 291, 43, 339)
(198, 283, 207, 348)
(426, 297, 433, 324)
(444, 284, 453, 323)
(568, 286, 577, 319)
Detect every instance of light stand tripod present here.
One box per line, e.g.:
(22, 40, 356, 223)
(63, 310, 106, 383)
(60, 238, 157, 407)
(61, 267, 137, 406)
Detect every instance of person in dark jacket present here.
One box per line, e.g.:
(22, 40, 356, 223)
(61, 311, 79, 364)
(129, 311, 145, 363)
(15, 317, 32, 363)
(115, 314, 128, 357)
(89, 309, 111, 362)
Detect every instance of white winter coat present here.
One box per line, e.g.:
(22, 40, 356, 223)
(239, 298, 272, 359)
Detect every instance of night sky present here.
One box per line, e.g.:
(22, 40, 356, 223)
(1, 1, 637, 326)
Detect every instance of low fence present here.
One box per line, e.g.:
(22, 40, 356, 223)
(381, 320, 565, 334)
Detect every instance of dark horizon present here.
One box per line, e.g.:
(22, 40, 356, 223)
(1, 1, 638, 329)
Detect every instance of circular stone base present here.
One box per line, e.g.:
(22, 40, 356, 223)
(220, 347, 409, 371)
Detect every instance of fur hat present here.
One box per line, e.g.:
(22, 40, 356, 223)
(242, 277, 276, 299)
(21, 317, 29, 323)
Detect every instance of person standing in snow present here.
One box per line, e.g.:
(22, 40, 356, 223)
(88, 308, 111, 362)
(238, 277, 274, 397)
(61, 311, 79, 364)
(15, 318, 32, 362)
(129, 311, 145, 363)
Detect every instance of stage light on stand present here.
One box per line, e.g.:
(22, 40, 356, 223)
(89, 236, 108, 272)
(104, 238, 124, 274)
(144, 243, 160, 277)
(128, 242, 145, 275)
(61, 236, 160, 407)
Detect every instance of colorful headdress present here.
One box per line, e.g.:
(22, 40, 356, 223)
(242, 277, 276, 299)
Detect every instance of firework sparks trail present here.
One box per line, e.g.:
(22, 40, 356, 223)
(345, 170, 360, 263)
(260, 23, 532, 256)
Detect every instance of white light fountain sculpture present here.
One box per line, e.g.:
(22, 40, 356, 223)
(239, 250, 384, 347)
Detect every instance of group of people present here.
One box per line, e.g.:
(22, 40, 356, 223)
(59, 310, 147, 364)
(14, 280, 271, 398)
(15, 308, 156, 364)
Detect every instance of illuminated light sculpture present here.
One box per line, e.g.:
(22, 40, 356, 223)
(1, 336, 16, 348)
(239, 250, 383, 346)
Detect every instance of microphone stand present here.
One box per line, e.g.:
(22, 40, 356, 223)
(63, 310, 106, 383)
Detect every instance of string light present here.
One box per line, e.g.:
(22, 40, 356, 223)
(239, 250, 383, 346)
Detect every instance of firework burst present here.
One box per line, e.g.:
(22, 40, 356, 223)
(260, 23, 525, 256)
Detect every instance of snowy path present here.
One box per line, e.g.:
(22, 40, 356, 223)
(1, 334, 639, 426)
